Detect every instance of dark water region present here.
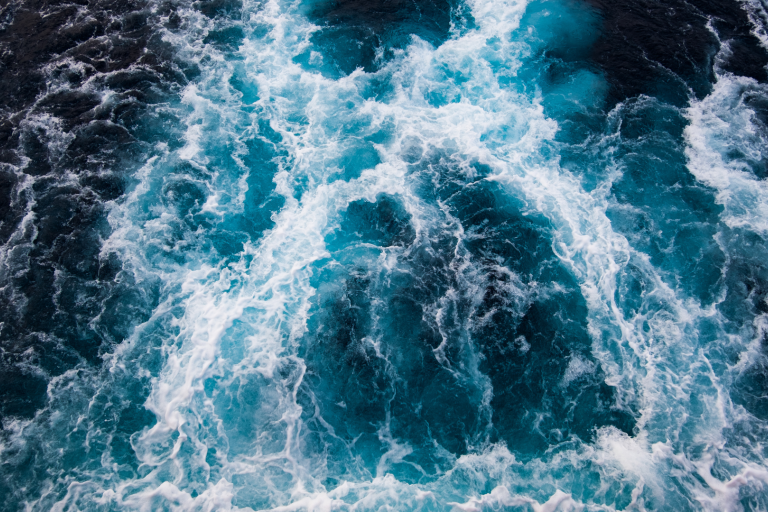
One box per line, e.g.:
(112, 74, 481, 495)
(0, 0, 186, 421)
(302, 0, 768, 102)
(551, 0, 767, 498)
(510, 0, 768, 365)
(0, 2, 192, 506)
(0, 0, 285, 506)
(588, 0, 768, 105)
(0, 2, 197, 507)
(299, 0, 473, 75)
(300, 178, 635, 487)
(575, 0, 768, 424)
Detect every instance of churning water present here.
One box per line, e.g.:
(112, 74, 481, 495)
(2, 0, 768, 509)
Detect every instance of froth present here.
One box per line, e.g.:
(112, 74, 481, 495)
(6, 0, 768, 509)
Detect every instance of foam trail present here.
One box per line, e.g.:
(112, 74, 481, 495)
(739, 0, 768, 49)
(685, 74, 768, 233)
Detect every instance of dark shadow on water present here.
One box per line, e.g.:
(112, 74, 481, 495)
(296, 172, 636, 485)
(298, 0, 473, 76)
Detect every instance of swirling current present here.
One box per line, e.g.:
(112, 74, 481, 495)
(1, 0, 768, 509)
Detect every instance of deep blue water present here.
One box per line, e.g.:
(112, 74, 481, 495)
(1, 0, 768, 509)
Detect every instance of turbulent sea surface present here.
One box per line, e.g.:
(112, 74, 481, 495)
(2, 0, 768, 509)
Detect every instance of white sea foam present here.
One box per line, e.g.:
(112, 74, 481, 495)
(685, 73, 768, 234)
(449, 487, 583, 512)
(739, 0, 768, 50)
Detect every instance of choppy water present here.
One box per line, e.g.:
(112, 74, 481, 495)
(2, 0, 768, 509)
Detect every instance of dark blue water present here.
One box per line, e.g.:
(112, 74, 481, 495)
(1, 0, 768, 509)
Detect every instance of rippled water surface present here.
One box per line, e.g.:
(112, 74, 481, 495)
(2, 0, 768, 509)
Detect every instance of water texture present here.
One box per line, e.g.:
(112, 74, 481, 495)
(1, 0, 768, 509)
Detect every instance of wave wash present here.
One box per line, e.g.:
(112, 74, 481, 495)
(1, 0, 768, 510)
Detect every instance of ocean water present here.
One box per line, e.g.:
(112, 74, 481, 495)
(1, 0, 768, 509)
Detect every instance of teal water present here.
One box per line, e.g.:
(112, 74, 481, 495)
(2, 0, 768, 509)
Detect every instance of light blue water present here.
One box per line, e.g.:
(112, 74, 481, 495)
(3, 0, 768, 509)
